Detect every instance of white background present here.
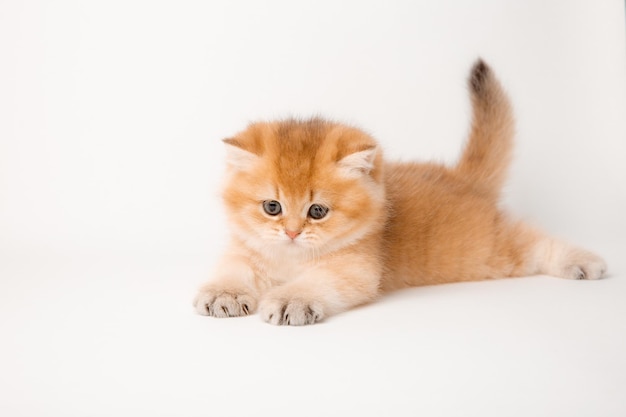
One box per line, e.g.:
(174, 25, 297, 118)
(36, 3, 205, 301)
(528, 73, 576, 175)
(1, 1, 625, 416)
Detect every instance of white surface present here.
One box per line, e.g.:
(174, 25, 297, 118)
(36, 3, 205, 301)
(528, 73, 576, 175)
(1, 1, 625, 416)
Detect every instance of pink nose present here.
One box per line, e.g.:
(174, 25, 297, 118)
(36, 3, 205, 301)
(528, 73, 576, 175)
(285, 230, 301, 240)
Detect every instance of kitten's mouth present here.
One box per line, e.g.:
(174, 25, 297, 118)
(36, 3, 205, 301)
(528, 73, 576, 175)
(283, 238, 309, 248)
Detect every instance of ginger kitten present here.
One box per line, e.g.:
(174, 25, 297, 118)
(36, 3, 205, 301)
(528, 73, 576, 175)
(194, 60, 606, 325)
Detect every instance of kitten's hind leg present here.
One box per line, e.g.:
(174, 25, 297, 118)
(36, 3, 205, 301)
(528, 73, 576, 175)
(522, 231, 607, 280)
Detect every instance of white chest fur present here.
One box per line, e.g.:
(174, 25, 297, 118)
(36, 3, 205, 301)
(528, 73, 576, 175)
(252, 247, 313, 287)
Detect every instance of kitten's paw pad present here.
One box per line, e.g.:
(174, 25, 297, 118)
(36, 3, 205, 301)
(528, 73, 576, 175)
(562, 250, 607, 280)
(259, 297, 324, 326)
(193, 287, 256, 318)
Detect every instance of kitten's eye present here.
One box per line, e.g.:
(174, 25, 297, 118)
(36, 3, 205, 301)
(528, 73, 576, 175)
(263, 200, 282, 216)
(308, 204, 328, 220)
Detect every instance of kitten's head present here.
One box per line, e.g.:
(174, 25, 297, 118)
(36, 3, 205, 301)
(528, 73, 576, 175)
(221, 118, 386, 258)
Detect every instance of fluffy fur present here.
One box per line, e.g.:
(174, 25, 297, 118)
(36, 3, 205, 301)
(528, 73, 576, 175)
(194, 59, 607, 325)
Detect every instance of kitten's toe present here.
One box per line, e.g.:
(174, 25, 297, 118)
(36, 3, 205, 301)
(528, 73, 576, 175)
(259, 297, 323, 326)
(193, 287, 257, 318)
(193, 291, 214, 316)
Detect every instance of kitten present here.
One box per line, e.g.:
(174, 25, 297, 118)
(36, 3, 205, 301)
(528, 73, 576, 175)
(194, 59, 607, 325)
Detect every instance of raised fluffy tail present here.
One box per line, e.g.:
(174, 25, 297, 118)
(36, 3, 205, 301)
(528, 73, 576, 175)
(454, 59, 514, 200)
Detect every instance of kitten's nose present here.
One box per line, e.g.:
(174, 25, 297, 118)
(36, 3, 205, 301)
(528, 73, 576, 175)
(285, 229, 301, 240)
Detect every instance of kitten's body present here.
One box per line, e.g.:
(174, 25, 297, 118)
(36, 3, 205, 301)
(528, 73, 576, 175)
(194, 60, 606, 325)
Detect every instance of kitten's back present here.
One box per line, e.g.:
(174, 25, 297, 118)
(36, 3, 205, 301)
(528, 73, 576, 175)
(381, 60, 524, 289)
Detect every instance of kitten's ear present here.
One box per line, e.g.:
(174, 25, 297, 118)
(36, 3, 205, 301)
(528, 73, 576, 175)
(338, 146, 377, 178)
(223, 138, 258, 171)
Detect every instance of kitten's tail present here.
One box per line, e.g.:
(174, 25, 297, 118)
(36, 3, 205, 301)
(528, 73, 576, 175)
(454, 59, 514, 199)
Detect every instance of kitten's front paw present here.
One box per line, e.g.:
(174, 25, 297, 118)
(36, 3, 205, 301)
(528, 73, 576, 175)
(259, 296, 324, 326)
(194, 285, 257, 318)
